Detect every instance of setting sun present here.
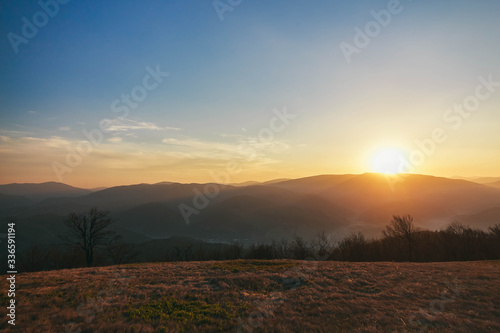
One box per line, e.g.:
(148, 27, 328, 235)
(371, 148, 405, 174)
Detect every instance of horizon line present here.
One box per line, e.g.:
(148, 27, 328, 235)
(1, 172, 500, 190)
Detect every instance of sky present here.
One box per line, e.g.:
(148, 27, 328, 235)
(1, 0, 499, 188)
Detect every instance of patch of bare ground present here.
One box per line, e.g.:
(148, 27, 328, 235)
(1, 260, 499, 332)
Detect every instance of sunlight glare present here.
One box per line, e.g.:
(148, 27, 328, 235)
(371, 148, 404, 174)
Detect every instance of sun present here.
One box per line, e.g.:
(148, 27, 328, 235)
(371, 148, 405, 174)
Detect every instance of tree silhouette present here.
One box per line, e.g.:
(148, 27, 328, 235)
(339, 232, 367, 261)
(383, 215, 417, 261)
(61, 207, 115, 267)
(106, 235, 137, 265)
(313, 231, 333, 259)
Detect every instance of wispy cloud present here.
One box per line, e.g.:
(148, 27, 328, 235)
(107, 137, 123, 143)
(0, 132, 286, 185)
(15, 136, 72, 149)
(162, 136, 290, 162)
(0, 135, 73, 158)
(58, 126, 71, 131)
(104, 118, 182, 132)
(0, 129, 36, 137)
(243, 138, 289, 153)
(162, 137, 236, 152)
(165, 126, 182, 131)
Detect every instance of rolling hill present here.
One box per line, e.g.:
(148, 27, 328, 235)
(453, 206, 500, 230)
(0, 193, 34, 211)
(0, 181, 91, 201)
(485, 180, 500, 189)
(271, 173, 500, 230)
(1, 174, 499, 247)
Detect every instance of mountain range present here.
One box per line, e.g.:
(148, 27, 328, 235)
(1, 173, 499, 250)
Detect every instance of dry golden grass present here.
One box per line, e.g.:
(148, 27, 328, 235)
(1, 260, 499, 332)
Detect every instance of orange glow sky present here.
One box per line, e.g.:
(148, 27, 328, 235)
(1, 1, 499, 188)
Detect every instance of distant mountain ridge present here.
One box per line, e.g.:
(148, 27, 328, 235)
(452, 176, 500, 184)
(0, 181, 91, 201)
(1, 174, 499, 248)
(485, 180, 500, 189)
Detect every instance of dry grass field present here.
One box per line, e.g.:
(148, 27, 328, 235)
(1, 260, 499, 332)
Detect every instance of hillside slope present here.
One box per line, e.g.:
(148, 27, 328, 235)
(1, 260, 498, 332)
(271, 173, 500, 230)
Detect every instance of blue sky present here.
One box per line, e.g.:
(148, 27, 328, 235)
(1, 0, 499, 187)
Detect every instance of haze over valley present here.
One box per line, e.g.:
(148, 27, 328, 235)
(2, 173, 500, 252)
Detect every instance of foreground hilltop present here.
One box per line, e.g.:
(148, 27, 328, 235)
(1, 260, 499, 332)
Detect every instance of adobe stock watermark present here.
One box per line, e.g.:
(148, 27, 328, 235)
(52, 65, 169, 182)
(339, 0, 407, 64)
(386, 74, 500, 191)
(7, 0, 72, 54)
(213, 0, 243, 21)
(178, 107, 296, 225)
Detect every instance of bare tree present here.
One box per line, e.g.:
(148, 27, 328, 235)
(312, 231, 333, 259)
(488, 224, 500, 259)
(446, 220, 468, 235)
(339, 232, 367, 261)
(106, 235, 138, 265)
(489, 224, 500, 238)
(445, 221, 488, 260)
(383, 215, 418, 261)
(273, 239, 290, 259)
(291, 235, 310, 260)
(61, 207, 115, 267)
(224, 241, 244, 259)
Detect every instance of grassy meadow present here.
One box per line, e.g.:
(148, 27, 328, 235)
(1, 260, 499, 332)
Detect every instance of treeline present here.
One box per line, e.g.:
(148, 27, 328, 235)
(233, 222, 500, 262)
(243, 216, 500, 262)
(8, 212, 500, 273)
